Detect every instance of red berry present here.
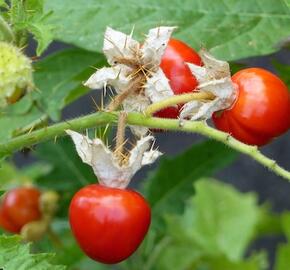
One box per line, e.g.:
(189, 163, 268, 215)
(155, 39, 202, 119)
(69, 184, 151, 264)
(213, 68, 290, 146)
(0, 187, 42, 233)
(0, 205, 20, 233)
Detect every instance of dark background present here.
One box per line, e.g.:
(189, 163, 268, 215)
(19, 41, 290, 268)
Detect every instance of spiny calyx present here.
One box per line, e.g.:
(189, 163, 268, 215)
(0, 42, 34, 108)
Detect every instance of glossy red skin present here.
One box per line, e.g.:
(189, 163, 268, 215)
(69, 184, 151, 264)
(213, 68, 290, 146)
(0, 187, 41, 233)
(155, 39, 202, 119)
(0, 205, 20, 233)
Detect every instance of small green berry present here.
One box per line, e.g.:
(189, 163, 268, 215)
(0, 42, 34, 108)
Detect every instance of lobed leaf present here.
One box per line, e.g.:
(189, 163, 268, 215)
(154, 179, 265, 270)
(0, 234, 66, 270)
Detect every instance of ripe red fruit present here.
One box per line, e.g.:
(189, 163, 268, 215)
(213, 68, 290, 146)
(155, 38, 202, 119)
(0, 205, 20, 233)
(0, 187, 41, 233)
(69, 184, 151, 264)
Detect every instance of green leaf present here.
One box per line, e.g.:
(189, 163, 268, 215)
(165, 179, 260, 261)
(156, 253, 267, 270)
(0, 106, 44, 143)
(144, 140, 237, 226)
(0, 161, 30, 189)
(21, 162, 53, 180)
(33, 48, 105, 120)
(0, 0, 9, 9)
(27, 17, 54, 56)
(281, 212, 290, 240)
(284, 0, 290, 8)
(33, 136, 97, 217)
(198, 253, 268, 270)
(0, 234, 66, 270)
(273, 61, 290, 89)
(255, 206, 283, 237)
(44, 0, 290, 60)
(8, 0, 54, 54)
(0, 160, 52, 189)
(34, 136, 96, 190)
(0, 15, 14, 42)
(274, 243, 290, 270)
(152, 179, 263, 269)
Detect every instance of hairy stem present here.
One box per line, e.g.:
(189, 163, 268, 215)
(144, 91, 215, 116)
(0, 111, 118, 158)
(0, 111, 289, 181)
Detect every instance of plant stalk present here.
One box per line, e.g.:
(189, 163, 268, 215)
(0, 111, 289, 181)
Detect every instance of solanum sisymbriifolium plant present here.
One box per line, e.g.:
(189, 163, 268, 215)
(0, 0, 290, 269)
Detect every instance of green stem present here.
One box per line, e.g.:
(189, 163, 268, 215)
(0, 15, 14, 42)
(0, 111, 118, 158)
(144, 92, 215, 116)
(0, 111, 289, 181)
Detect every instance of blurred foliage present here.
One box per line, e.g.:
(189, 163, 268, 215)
(144, 140, 237, 228)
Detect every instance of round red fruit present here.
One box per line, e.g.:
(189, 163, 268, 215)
(69, 184, 151, 264)
(0, 187, 41, 233)
(155, 39, 202, 119)
(213, 68, 290, 146)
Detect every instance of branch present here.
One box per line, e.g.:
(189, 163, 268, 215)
(0, 111, 289, 181)
(0, 112, 118, 158)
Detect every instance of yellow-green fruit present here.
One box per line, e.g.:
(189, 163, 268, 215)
(0, 42, 34, 108)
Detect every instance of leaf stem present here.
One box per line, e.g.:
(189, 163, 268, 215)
(144, 91, 215, 116)
(0, 111, 289, 181)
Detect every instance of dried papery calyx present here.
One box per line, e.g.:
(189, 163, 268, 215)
(0, 42, 34, 108)
(66, 130, 162, 189)
(180, 50, 237, 120)
(84, 26, 177, 136)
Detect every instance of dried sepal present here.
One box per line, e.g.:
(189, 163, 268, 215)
(84, 67, 130, 93)
(84, 26, 177, 136)
(180, 50, 237, 121)
(103, 27, 140, 66)
(144, 69, 174, 104)
(66, 129, 162, 189)
(141, 26, 176, 68)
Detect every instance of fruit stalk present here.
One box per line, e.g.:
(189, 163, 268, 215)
(144, 91, 215, 116)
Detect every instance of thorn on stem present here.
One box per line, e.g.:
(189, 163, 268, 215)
(114, 112, 128, 165)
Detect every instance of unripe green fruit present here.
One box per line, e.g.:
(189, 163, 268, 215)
(0, 42, 34, 108)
